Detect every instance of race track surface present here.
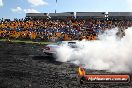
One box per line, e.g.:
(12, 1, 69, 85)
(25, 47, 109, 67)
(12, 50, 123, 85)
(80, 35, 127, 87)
(0, 42, 131, 88)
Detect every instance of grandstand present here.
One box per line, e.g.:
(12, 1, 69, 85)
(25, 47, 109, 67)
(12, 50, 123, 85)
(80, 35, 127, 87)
(76, 12, 105, 20)
(0, 12, 132, 42)
(26, 12, 132, 20)
(108, 12, 132, 21)
(26, 13, 48, 19)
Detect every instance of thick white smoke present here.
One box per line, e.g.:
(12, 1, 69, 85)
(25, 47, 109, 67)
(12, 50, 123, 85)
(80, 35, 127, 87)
(55, 27, 132, 73)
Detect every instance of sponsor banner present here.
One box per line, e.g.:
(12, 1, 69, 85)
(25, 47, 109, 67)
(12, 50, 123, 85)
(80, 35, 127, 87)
(84, 74, 130, 83)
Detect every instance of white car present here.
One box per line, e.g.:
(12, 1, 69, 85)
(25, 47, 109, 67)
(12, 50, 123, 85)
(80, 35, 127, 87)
(43, 41, 78, 56)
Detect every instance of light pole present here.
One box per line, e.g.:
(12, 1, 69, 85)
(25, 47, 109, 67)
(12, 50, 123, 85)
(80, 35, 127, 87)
(55, 0, 57, 13)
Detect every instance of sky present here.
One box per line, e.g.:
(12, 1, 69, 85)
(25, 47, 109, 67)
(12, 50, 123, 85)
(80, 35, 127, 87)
(0, 0, 132, 19)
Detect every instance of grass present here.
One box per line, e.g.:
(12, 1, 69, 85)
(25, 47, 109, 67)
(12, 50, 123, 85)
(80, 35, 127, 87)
(0, 39, 54, 45)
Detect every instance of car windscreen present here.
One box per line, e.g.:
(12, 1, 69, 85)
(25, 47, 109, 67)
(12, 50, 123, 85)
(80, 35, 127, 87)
(56, 41, 62, 45)
(68, 42, 77, 48)
(68, 42, 76, 44)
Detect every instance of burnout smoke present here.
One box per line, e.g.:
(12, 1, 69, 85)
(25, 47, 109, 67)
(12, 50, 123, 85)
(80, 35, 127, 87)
(56, 27, 132, 73)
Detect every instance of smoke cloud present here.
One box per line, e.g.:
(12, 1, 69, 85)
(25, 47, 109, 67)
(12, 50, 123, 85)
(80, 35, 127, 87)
(55, 27, 132, 73)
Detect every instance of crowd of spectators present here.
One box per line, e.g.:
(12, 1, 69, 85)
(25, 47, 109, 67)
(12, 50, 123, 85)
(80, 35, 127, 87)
(0, 17, 132, 42)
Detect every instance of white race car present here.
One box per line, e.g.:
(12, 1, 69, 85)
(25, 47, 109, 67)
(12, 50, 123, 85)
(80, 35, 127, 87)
(43, 41, 78, 56)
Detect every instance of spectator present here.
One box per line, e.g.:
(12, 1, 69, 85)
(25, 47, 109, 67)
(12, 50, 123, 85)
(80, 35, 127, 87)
(0, 17, 131, 42)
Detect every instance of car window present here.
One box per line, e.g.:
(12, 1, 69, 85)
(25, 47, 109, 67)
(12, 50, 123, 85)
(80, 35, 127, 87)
(56, 41, 77, 48)
(68, 42, 76, 44)
(68, 42, 77, 48)
(56, 41, 62, 45)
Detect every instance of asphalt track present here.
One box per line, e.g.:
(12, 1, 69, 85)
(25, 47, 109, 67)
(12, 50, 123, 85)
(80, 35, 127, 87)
(0, 41, 131, 88)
